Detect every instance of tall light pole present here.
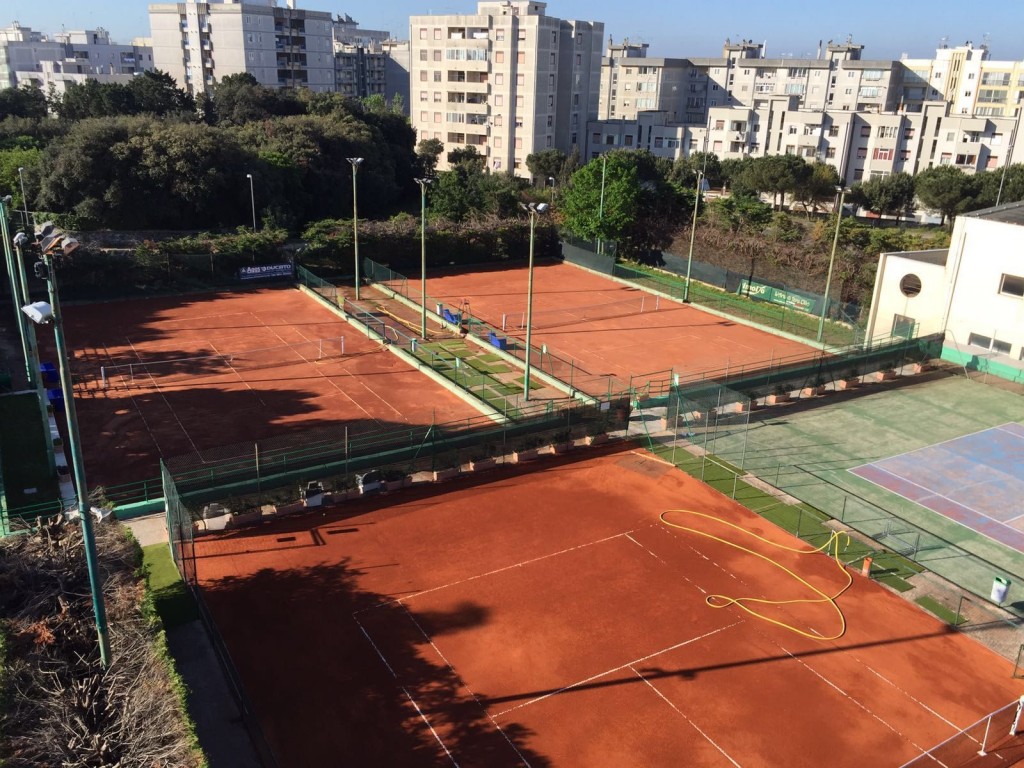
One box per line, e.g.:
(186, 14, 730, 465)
(817, 187, 849, 344)
(996, 98, 1022, 207)
(683, 170, 704, 303)
(0, 196, 31, 380)
(347, 157, 364, 301)
(414, 177, 432, 339)
(597, 154, 608, 254)
(24, 234, 111, 669)
(245, 173, 257, 232)
(519, 202, 549, 400)
(13, 232, 56, 476)
(17, 167, 29, 230)
(547, 176, 556, 205)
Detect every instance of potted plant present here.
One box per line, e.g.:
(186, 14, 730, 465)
(835, 368, 860, 390)
(765, 385, 790, 405)
(432, 455, 461, 482)
(800, 376, 827, 398)
(512, 435, 545, 462)
(382, 468, 411, 491)
(552, 430, 573, 454)
(468, 444, 498, 472)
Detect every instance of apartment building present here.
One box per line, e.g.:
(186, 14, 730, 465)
(333, 13, 389, 99)
(410, 1, 603, 177)
(382, 40, 411, 113)
(0, 22, 154, 92)
(589, 97, 1023, 189)
(900, 42, 1024, 117)
(148, 0, 335, 95)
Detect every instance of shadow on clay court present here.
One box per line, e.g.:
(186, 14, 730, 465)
(478, 625, 960, 710)
(201, 555, 553, 767)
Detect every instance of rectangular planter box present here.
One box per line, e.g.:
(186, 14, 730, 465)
(512, 448, 540, 463)
(228, 510, 262, 529)
(800, 386, 827, 397)
(834, 378, 859, 390)
(432, 467, 460, 482)
(585, 433, 609, 446)
(553, 442, 573, 455)
(384, 478, 410, 491)
(765, 393, 789, 405)
(469, 458, 497, 472)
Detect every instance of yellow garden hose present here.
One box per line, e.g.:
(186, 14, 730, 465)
(660, 509, 853, 641)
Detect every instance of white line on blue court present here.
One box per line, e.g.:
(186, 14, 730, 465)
(848, 421, 1024, 472)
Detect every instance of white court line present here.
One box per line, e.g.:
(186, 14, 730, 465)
(848, 422, 1023, 472)
(858, 462, 1024, 542)
(208, 340, 266, 408)
(102, 342, 166, 458)
(776, 645, 930, 754)
(625, 533, 665, 562)
(493, 621, 742, 718)
(353, 614, 397, 678)
(125, 337, 200, 454)
(857, 662, 961, 731)
(262, 321, 393, 422)
(631, 666, 741, 767)
(403, 687, 461, 767)
(356, 530, 639, 614)
(402, 607, 534, 767)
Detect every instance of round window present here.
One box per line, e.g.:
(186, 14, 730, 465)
(899, 273, 922, 297)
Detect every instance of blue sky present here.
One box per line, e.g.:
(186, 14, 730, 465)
(8, 0, 1024, 61)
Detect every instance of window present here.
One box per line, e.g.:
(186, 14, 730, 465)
(829, 126, 840, 137)
(433, 72, 441, 82)
(419, 50, 428, 61)
(872, 147, 893, 161)
(877, 126, 898, 138)
(495, 51, 504, 64)
(714, 120, 724, 129)
(419, 71, 428, 82)
(494, 95, 503, 106)
(653, 137, 663, 148)
(515, 137, 522, 149)
(433, 28, 441, 40)
(549, 53, 555, 66)
(515, 95, 524, 108)
(419, 29, 427, 39)
(853, 168, 864, 180)
(955, 154, 976, 166)
(856, 147, 868, 159)
(1000, 274, 1024, 297)
(625, 135, 633, 146)
(900, 149, 911, 161)
(787, 125, 798, 135)
(968, 332, 1011, 355)
(420, 91, 427, 102)
(493, 115, 502, 126)
(860, 125, 871, 137)
(516, 74, 525, 86)
(904, 128, 916, 140)
(826, 147, 836, 158)
(495, 29, 505, 41)
(987, 155, 999, 169)
(495, 73, 504, 85)
(899, 274, 922, 297)
(517, 52, 526, 64)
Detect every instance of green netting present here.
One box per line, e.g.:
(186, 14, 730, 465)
(163, 460, 195, 587)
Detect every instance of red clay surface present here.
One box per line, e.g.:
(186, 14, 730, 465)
(195, 446, 1021, 767)
(51, 288, 481, 486)
(426, 262, 816, 390)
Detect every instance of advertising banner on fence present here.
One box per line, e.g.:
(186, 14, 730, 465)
(738, 279, 818, 313)
(238, 263, 294, 281)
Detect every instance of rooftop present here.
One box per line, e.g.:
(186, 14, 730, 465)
(964, 200, 1024, 227)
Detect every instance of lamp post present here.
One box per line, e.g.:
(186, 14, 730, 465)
(347, 157, 364, 301)
(414, 177, 432, 339)
(817, 187, 849, 344)
(547, 176, 556, 205)
(25, 235, 111, 669)
(0, 196, 31, 380)
(597, 154, 608, 254)
(519, 201, 549, 401)
(245, 173, 257, 232)
(683, 170, 704, 303)
(17, 167, 29, 230)
(13, 232, 56, 476)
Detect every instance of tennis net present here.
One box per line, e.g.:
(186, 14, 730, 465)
(100, 337, 345, 388)
(500, 294, 658, 331)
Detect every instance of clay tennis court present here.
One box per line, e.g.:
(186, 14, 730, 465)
(54, 287, 482, 486)
(195, 446, 1021, 767)
(425, 262, 817, 391)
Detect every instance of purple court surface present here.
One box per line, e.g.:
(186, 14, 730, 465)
(850, 423, 1024, 554)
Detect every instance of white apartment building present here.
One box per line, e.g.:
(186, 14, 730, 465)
(148, 0, 335, 95)
(900, 42, 1024, 117)
(0, 22, 154, 92)
(333, 13, 390, 100)
(588, 99, 1023, 188)
(599, 38, 895, 126)
(410, 1, 602, 177)
(865, 201, 1024, 382)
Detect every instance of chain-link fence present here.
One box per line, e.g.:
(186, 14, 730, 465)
(898, 697, 1024, 767)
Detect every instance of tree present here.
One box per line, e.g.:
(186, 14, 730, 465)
(125, 70, 195, 116)
(740, 154, 811, 210)
(0, 85, 47, 120)
(525, 148, 567, 184)
(560, 150, 688, 258)
(209, 74, 304, 126)
(849, 171, 916, 223)
(914, 165, 979, 227)
(791, 162, 841, 216)
(972, 164, 1024, 208)
(415, 138, 444, 177)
